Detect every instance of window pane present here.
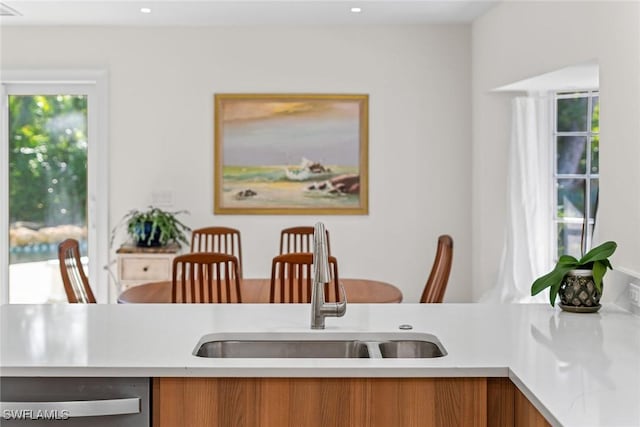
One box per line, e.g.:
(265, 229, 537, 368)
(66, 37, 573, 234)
(557, 222, 584, 259)
(591, 96, 599, 133)
(8, 94, 88, 303)
(590, 179, 599, 220)
(557, 179, 585, 219)
(557, 136, 587, 174)
(590, 135, 599, 174)
(557, 97, 588, 132)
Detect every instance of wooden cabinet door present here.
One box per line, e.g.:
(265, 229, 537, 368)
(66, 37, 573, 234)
(153, 377, 487, 427)
(487, 378, 550, 427)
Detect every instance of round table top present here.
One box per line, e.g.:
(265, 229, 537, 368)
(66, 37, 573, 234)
(118, 278, 402, 304)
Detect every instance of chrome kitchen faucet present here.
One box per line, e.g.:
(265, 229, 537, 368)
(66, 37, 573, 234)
(310, 222, 347, 329)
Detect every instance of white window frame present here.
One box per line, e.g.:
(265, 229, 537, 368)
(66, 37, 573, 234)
(0, 70, 109, 303)
(553, 89, 599, 259)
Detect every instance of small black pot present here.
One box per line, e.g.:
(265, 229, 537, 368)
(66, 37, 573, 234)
(558, 269, 601, 313)
(134, 222, 162, 247)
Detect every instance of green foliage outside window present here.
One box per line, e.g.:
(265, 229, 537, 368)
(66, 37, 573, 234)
(8, 95, 88, 227)
(555, 92, 599, 259)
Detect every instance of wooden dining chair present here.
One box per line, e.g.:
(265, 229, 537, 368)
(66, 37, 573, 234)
(269, 253, 340, 303)
(58, 238, 96, 303)
(172, 253, 241, 303)
(190, 227, 243, 278)
(279, 226, 331, 255)
(420, 235, 454, 303)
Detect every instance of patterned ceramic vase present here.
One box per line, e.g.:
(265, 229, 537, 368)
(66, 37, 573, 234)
(558, 269, 601, 313)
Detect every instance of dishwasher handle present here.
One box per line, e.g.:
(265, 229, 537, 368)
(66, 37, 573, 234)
(1, 397, 140, 419)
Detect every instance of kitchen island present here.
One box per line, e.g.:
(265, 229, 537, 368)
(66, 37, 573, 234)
(1, 303, 639, 426)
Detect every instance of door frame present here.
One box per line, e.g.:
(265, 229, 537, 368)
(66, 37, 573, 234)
(0, 69, 109, 303)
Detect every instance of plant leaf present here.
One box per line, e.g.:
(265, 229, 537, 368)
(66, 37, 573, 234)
(117, 206, 190, 247)
(531, 241, 616, 307)
(592, 260, 606, 293)
(578, 241, 617, 265)
(558, 254, 579, 265)
(531, 264, 576, 296)
(549, 282, 561, 307)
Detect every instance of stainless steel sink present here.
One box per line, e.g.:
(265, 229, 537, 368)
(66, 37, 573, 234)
(195, 340, 370, 358)
(193, 333, 447, 359)
(379, 340, 446, 358)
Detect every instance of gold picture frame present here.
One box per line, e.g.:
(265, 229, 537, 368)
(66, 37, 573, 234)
(214, 93, 369, 215)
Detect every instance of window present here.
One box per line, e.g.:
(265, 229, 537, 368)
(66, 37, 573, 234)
(554, 90, 599, 259)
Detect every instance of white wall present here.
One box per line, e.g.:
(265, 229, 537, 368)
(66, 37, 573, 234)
(1, 25, 472, 302)
(472, 1, 640, 299)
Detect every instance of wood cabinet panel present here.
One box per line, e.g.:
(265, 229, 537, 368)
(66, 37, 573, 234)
(436, 377, 487, 426)
(487, 377, 515, 427)
(153, 377, 487, 427)
(514, 387, 551, 427)
(485, 378, 550, 427)
(367, 378, 436, 426)
(153, 377, 550, 427)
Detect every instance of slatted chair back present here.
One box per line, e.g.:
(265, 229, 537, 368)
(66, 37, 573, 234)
(279, 226, 331, 255)
(269, 252, 340, 303)
(172, 252, 241, 303)
(58, 238, 96, 303)
(190, 227, 243, 278)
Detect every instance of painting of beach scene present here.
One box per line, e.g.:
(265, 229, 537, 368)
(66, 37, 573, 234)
(214, 94, 368, 214)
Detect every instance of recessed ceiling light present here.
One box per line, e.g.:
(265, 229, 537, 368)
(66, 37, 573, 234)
(140, 7, 151, 14)
(350, 7, 362, 13)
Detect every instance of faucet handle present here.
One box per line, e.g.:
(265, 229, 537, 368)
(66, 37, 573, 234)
(338, 282, 347, 305)
(335, 282, 347, 316)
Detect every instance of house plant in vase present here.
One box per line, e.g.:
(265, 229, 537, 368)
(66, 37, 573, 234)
(117, 206, 191, 248)
(530, 240, 617, 312)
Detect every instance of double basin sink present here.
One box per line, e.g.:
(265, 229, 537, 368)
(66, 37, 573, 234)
(194, 332, 446, 359)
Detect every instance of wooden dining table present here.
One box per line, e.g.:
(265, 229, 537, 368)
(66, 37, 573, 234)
(118, 278, 403, 304)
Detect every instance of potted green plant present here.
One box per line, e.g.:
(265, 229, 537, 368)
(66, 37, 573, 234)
(118, 206, 190, 248)
(530, 240, 617, 312)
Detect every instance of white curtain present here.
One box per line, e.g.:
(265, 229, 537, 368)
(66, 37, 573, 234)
(481, 95, 553, 303)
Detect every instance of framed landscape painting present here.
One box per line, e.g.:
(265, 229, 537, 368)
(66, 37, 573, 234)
(214, 93, 369, 215)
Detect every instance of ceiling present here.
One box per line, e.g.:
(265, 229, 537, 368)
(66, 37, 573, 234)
(0, 1, 498, 26)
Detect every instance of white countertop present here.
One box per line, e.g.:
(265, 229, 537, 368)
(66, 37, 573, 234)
(1, 303, 639, 426)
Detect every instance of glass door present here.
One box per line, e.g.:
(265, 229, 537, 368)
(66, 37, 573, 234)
(7, 93, 89, 303)
(1, 77, 108, 304)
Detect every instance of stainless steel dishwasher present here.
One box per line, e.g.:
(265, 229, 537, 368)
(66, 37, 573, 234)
(1, 377, 149, 426)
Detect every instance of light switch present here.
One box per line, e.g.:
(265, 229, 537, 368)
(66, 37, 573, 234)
(151, 190, 174, 207)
